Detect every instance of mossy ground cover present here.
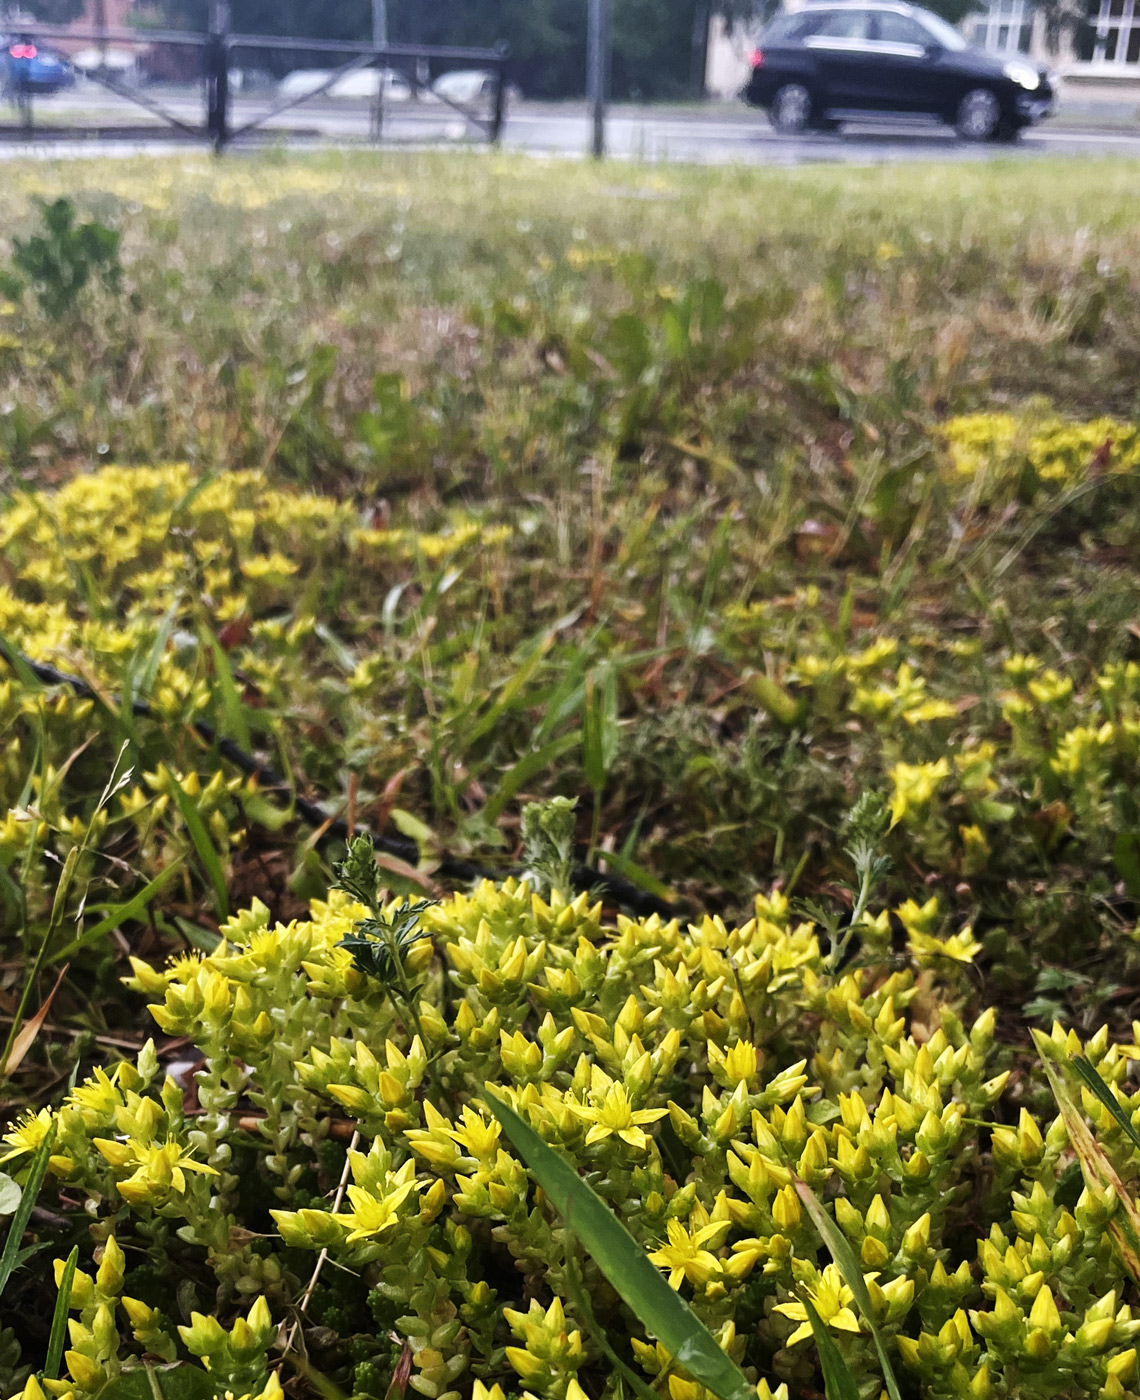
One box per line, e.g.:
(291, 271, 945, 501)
(1, 150, 1140, 1400)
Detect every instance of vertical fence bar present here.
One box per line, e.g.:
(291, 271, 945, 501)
(370, 0, 386, 141)
(206, 0, 230, 151)
(18, 68, 32, 134)
(94, 0, 107, 68)
(587, 0, 611, 158)
(489, 43, 507, 143)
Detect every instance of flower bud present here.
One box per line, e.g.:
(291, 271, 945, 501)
(1108, 1348, 1138, 1383)
(1024, 1328, 1054, 1361)
(1076, 1318, 1115, 1353)
(179, 1311, 228, 1357)
(95, 1237, 125, 1298)
(65, 1353, 103, 1390)
(902, 1213, 931, 1260)
(771, 1184, 801, 1232)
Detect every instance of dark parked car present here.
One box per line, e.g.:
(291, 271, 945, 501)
(1, 38, 76, 97)
(743, 1, 1054, 140)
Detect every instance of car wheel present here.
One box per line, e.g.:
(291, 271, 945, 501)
(955, 87, 1001, 141)
(770, 83, 813, 135)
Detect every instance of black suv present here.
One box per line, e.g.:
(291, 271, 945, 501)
(743, 1, 1054, 140)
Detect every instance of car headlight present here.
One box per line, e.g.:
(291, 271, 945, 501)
(1004, 59, 1040, 90)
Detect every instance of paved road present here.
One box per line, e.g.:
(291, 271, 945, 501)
(500, 108, 1140, 163)
(3, 88, 1140, 164)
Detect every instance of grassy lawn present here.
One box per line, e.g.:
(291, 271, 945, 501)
(2, 148, 1140, 1400)
(3, 150, 1140, 1029)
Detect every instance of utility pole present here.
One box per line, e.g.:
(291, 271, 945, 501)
(587, 0, 611, 158)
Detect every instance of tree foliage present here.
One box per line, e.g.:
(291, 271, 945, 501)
(20, 0, 86, 22)
(152, 0, 712, 99)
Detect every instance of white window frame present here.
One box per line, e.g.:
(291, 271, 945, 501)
(971, 0, 1033, 54)
(1090, 0, 1140, 64)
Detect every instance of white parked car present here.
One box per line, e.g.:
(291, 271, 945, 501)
(70, 45, 141, 83)
(277, 68, 334, 98)
(329, 67, 412, 100)
(278, 67, 413, 100)
(431, 68, 519, 105)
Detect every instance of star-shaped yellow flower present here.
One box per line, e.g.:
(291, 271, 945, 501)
(94, 1137, 218, 1206)
(342, 1159, 418, 1242)
(774, 1265, 863, 1346)
(0, 1107, 54, 1163)
(565, 1078, 667, 1151)
(648, 1217, 729, 1290)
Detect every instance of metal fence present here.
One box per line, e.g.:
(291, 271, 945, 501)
(0, 15, 509, 150)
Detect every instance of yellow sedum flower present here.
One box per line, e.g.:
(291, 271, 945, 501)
(888, 758, 951, 827)
(1, 1106, 55, 1163)
(342, 1158, 419, 1241)
(564, 1070, 668, 1151)
(93, 1137, 217, 1206)
(648, 1217, 727, 1290)
(774, 1265, 863, 1345)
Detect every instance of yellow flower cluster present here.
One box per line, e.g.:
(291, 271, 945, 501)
(0, 464, 509, 700)
(941, 411, 1140, 492)
(17, 870, 1136, 1400)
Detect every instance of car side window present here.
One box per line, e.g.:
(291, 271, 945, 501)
(762, 14, 807, 41)
(871, 11, 931, 44)
(812, 9, 873, 38)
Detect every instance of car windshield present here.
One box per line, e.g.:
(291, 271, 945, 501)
(915, 10, 968, 49)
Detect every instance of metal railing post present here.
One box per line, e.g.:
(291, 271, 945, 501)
(370, 0, 386, 141)
(587, 0, 611, 158)
(489, 41, 507, 143)
(17, 69, 32, 133)
(206, 0, 230, 152)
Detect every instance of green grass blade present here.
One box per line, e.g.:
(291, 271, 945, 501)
(482, 731, 582, 825)
(45, 1244, 79, 1380)
(534, 633, 601, 744)
(485, 1090, 754, 1400)
(599, 851, 674, 902)
(1033, 1031, 1140, 1286)
(583, 665, 620, 794)
(563, 1244, 668, 1400)
(203, 629, 253, 752)
(0, 1120, 56, 1302)
(0, 632, 44, 690)
(802, 1296, 861, 1400)
(794, 1179, 903, 1400)
(136, 605, 179, 699)
(47, 845, 80, 933)
(169, 775, 229, 921)
(50, 857, 186, 963)
(0, 845, 79, 1077)
(1071, 1055, 1140, 1156)
(465, 637, 551, 749)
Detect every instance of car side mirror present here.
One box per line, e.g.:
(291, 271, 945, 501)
(924, 40, 942, 58)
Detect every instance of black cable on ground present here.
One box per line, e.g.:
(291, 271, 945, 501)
(8, 651, 678, 920)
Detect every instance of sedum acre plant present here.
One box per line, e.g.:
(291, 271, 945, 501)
(6, 820, 1140, 1400)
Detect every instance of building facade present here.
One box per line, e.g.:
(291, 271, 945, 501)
(705, 0, 1140, 100)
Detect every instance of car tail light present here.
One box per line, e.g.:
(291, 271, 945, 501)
(749, 48, 764, 68)
(9, 44, 38, 59)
